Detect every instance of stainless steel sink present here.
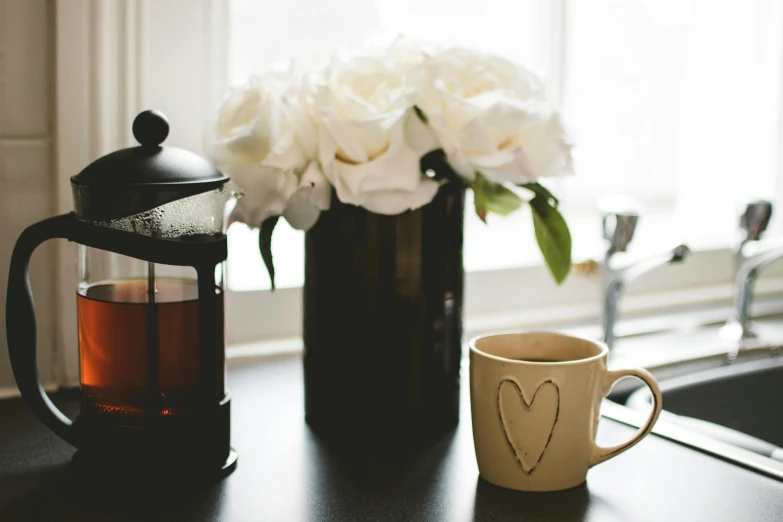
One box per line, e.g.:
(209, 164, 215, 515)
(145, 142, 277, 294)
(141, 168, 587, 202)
(556, 310, 783, 478)
(628, 356, 783, 449)
(616, 355, 783, 480)
(551, 285, 783, 478)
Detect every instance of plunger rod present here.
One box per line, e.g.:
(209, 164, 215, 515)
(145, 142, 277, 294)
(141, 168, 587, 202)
(147, 261, 160, 413)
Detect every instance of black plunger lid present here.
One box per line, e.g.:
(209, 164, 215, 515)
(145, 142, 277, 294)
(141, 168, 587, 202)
(71, 110, 228, 221)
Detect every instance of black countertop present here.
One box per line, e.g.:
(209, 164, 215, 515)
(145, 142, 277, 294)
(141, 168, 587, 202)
(1, 355, 782, 522)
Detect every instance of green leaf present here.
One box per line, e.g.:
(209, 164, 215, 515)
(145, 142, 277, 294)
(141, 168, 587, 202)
(530, 196, 572, 284)
(473, 197, 488, 223)
(472, 173, 524, 223)
(520, 182, 559, 207)
(259, 216, 280, 291)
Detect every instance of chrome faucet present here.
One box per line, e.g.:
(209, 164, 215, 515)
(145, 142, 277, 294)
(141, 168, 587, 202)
(721, 200, 779, 342)
(600, 199, 690, 349)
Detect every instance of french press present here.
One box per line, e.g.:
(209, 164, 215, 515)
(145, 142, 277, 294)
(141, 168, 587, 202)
(6, 110, 240, 477)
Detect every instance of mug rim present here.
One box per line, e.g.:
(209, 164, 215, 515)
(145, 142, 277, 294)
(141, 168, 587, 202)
(469, 331, 609, 366)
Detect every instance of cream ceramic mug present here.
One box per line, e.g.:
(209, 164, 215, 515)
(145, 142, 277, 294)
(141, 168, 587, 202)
(470, 332, 662, 492)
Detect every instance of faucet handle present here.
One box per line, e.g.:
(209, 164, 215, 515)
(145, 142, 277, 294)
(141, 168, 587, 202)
(599, 195, 642, 254)
(740, 200, 773, 241)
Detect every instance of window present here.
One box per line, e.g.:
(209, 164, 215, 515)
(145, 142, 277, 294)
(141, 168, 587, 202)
(53, 1, 783, 359)
(561, 0, 783, 251)
(225, 0, 783, 326)
(221, 0, 783, 344)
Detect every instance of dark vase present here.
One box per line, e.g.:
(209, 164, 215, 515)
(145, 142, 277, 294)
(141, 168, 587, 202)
(303, 182, 465, 446)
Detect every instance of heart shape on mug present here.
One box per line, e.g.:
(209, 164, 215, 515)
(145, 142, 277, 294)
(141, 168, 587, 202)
(497, 379, 560, 475)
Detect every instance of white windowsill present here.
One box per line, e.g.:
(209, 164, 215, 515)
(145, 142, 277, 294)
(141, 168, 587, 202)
(225, 245, 783, 344)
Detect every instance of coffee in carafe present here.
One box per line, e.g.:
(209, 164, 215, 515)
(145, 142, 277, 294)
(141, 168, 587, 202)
(77, 278, 224, 420)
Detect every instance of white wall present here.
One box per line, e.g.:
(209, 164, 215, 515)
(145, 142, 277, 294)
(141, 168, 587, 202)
(0, 0, 56, 392)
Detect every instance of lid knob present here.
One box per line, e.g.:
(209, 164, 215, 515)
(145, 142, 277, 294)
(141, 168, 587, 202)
(133, 110, 169, 147)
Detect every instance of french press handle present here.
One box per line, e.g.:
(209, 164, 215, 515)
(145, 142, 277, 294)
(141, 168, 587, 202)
(7, 212, 228, 449)
(6, 213, 83, 448)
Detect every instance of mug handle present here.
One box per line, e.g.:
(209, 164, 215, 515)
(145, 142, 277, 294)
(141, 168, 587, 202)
(589, 368, 663, 467)
(6, 213, 82, 448)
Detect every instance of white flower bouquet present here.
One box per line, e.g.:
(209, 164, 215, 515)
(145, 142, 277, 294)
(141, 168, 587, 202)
(210, 40, 574, 285)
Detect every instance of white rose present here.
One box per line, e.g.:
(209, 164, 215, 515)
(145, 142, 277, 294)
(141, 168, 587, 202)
(412, 47, 573, 184)
(311, 50, 440, 215)
(210, 73, 330, 230)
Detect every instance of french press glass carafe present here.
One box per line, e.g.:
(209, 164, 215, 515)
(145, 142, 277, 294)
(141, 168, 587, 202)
(6, 110, 240, 477)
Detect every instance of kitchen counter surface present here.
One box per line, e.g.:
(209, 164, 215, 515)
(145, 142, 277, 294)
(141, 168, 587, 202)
(1, 355, 782, 522)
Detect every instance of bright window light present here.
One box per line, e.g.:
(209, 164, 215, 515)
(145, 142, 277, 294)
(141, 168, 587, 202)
(226, 0, 783, 292)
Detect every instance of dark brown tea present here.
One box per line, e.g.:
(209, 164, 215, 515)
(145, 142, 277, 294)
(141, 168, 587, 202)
(514, 358, 562, 363)
(77, 278, 223, 422)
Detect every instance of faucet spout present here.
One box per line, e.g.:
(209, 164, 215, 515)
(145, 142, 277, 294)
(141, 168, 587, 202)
(602, 244, 690, 349)
(724, 236, 783, 340)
